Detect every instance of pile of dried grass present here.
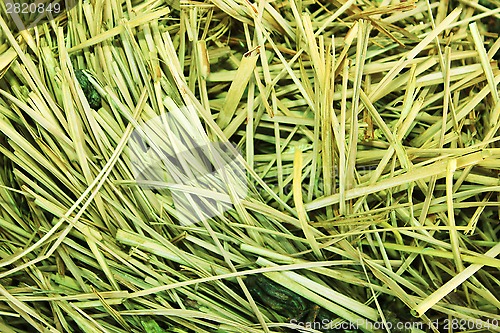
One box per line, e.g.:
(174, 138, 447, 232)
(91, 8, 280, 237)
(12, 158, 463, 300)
(0, 0, 499, 332)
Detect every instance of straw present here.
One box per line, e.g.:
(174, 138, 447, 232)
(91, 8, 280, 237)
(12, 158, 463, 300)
(1, 0, 500, 332)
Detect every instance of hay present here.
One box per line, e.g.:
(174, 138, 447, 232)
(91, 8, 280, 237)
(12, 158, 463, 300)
(0, 0, 499, 332)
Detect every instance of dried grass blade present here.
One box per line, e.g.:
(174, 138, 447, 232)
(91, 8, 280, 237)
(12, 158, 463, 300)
(293, 150, 323, 259)
(217, 48, 259, 129)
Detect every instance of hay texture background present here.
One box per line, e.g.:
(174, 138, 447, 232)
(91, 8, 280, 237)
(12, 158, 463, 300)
(0, 0, 499, 332)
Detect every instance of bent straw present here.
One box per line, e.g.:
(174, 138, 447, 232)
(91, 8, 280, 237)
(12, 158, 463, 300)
(412, 242, 500, 317)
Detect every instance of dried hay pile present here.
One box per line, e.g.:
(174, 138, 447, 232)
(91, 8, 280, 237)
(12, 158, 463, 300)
(0, 0, 499, 332)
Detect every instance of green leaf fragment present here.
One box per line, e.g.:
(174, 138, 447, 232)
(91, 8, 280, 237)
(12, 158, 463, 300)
(75, 69, 102, 109)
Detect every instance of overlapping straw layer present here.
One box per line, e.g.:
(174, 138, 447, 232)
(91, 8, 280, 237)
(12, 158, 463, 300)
(0, 0, 499, 332)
